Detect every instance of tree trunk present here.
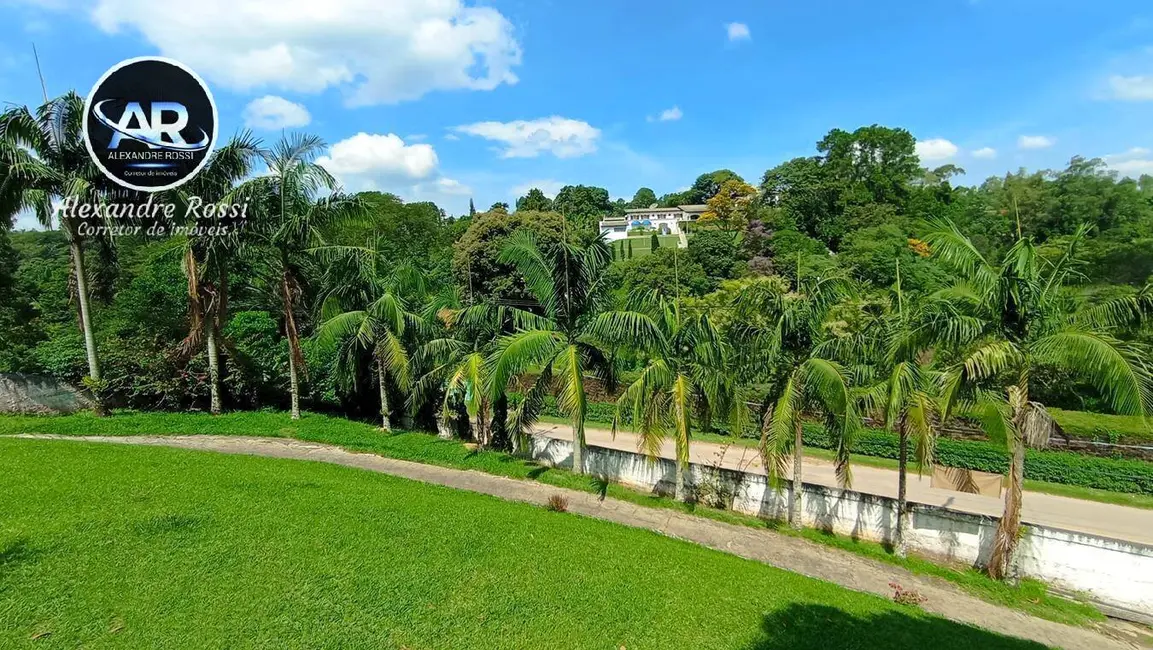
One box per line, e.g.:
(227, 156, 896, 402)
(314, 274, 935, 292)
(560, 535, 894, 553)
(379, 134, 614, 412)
(287, 348, 301, 420)
(206, 324, 222, 415)
(790, 418, 804, 529)
(674, 456, 687, 503)
(70, 238, 104, 415)
(377, 360, 390, 431)
(895, 425, 910, 557)
(989, 434, 1025, 579)
(572, 421, 585, 475)
(281, 271, 302, 421)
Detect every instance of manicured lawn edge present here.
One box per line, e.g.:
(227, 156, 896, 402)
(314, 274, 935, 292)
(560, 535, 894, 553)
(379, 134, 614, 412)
(0, 410, 1105, 628)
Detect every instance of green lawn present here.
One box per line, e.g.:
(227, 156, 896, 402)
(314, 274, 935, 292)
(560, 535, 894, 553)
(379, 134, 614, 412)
(1049, 407, 1153, 444)
(609, 234, 682, 259)
(0, 411, 1104, 629)
(0, 438, 1045, 650)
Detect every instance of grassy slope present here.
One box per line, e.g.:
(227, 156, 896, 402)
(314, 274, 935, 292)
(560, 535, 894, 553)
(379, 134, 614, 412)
(0, 439, 1048, 650)
(0, 411, 1103, 628)
(1049, 407, 1153, 445)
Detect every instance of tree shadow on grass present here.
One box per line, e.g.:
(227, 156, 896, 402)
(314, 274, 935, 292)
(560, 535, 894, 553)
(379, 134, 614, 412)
(743, 603, 1046, 650)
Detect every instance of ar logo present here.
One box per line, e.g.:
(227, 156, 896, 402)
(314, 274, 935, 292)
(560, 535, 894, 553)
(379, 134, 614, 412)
(91, 100, 211, 151)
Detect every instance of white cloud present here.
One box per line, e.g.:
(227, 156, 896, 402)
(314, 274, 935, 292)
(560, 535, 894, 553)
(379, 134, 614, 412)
(242, 95, 311, 130)
(726, 22, 750, 41)
(1104, 147, 1153, 178)
(1018, 135, 1055, 150)
(915, 138, 958, 162)
(971, 147, 997, 159)
(317, 132, 439, 188)
(84, 0, 521, 105)
(647, 106, 682, 123)
(405, 133, 428, 142)
(453, 116, 601, 158)
(1107, 75, 1153, 102)
(510, 179, 565, 200)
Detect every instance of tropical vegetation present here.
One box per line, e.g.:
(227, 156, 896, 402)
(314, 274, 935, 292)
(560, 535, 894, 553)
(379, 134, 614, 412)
(4, 94, 1153, 583)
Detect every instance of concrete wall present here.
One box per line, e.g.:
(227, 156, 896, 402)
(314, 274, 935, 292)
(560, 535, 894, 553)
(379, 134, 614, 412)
(528, 435, 1153, 622)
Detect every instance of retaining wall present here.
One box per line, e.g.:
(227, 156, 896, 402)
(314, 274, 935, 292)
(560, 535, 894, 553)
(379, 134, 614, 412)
(528, 435, 1153, 622)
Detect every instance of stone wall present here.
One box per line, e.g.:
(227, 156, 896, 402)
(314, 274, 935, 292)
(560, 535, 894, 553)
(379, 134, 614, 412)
(528, 434, 1153, 623)
(0, 373, 93, 414)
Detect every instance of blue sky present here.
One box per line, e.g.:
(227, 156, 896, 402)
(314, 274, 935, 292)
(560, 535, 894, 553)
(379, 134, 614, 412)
(3, 0, 1153, 226)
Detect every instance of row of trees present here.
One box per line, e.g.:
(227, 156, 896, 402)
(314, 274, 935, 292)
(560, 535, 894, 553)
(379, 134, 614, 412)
(3, 94, 1153, 581)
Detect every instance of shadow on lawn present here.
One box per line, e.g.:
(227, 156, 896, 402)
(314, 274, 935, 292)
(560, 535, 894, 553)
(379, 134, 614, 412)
(743, 603, 1046, 650)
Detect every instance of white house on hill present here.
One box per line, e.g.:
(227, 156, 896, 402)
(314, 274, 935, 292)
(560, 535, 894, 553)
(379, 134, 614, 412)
(598, 204, 707, 246)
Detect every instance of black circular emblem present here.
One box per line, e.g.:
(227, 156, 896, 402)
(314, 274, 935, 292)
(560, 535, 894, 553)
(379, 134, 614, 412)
(83, 57, 218, 192)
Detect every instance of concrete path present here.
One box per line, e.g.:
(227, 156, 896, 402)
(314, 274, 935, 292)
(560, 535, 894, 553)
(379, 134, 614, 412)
(13, 434, 1137, 650)
(532, 423, 1153, 545)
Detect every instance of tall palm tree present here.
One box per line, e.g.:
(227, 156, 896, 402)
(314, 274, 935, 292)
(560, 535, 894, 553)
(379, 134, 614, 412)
(734, 268, 859, 528)
(488, 230, 658, 474)
(236, 133, 365, 419)
(171, 133, 262, 414)
(0, 92, 118, 411)
(613, 295, 748, 501)
(921, 218, 1153, 578)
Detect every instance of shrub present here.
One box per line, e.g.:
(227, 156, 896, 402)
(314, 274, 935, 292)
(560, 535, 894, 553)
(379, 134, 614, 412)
(889, 582, 927, 607)
(545, 494, 569, 512)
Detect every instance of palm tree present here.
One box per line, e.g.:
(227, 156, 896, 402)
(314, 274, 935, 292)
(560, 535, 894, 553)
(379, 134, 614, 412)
(0, 92, 119, 411)
(411, 299, 545, 447)
(314, 264, 422, 431)
(733, 268, 859, 528)
(171, 133, 262, 414)
(613, 295, 747, 501)
(921, 218, 1153, 578)
(236, 133, 364, 419)
(488, 230, 658, 474)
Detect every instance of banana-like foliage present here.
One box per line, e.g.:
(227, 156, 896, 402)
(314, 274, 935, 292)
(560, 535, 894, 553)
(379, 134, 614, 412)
(921, 216, 1153, 579)
(488, 229, 652, 473)
(612, 295, 747, 501)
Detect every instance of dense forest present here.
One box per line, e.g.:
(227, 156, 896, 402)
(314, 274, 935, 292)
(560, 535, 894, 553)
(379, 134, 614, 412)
(5, 97, 1153, 577)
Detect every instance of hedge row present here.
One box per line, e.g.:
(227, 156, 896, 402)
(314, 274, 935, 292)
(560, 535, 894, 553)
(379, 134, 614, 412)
(803, 427, 1153, 496)
(539, 397, 1153, 496)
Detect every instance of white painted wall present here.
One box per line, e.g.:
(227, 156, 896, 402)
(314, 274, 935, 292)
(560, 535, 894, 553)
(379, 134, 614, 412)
(528, 435, 1153, 622)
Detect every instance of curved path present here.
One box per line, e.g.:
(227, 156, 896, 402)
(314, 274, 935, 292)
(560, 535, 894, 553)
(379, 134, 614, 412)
(13, 433, 1137, 650)
(532, 423, 1153, 545)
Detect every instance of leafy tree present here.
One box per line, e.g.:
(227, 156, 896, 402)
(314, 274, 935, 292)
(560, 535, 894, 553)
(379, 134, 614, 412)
(921, 218, 1153, 578)
(515, 188, 554, 213)
(489, 202, 510, 214)
(700, 179, 758, 233)
(611, 247, 712, 300)
(488, 231, 651, 474)
(469, 198, 476, 217)
(553, 185, 612, 230)
(689, 169, 744, 204)
(687, 229, 744, 280)
(453, 209, 565, 301)
(629, 187, 657, 208)
(657, 190, 696, 207)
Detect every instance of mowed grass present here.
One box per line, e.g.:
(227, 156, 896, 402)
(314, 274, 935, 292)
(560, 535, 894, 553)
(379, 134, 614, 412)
(0, 438, 1045, 650)
(0, 411, 1105, 628)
